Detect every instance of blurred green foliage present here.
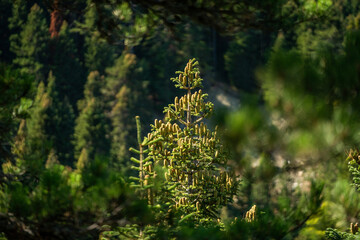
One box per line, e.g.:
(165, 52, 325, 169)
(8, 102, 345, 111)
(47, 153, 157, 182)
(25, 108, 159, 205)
(219, 29, 360, 240)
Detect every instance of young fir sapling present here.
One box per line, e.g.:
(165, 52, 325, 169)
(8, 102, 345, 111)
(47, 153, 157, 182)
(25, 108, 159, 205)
(129, 59, 239, 224)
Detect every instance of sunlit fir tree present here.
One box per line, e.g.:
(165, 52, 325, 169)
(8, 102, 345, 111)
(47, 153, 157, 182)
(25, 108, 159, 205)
(129, 59, 239, 226)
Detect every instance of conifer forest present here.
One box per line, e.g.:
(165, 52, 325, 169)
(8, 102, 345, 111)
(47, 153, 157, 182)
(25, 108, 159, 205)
(2, 0, 360, 239)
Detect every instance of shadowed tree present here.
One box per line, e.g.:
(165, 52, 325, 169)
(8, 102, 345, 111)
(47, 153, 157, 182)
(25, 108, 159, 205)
(74, 71, 110, 167)
(12, 4, 49, 81)
(44, 71, 75, 166)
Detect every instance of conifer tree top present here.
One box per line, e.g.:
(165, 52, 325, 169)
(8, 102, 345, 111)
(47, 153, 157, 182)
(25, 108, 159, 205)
(171, 58, 203, 90)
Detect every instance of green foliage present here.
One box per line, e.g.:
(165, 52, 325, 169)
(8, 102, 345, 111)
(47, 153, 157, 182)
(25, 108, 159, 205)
(104, 52, 151, 169)
(110, 84, 133, 168)
(326, 150, 360, 239)
(10, 80, 51, 177)
(81, 1, 116, 74)
(8, 181, 31, 217)
(2, 148, 144, 239)
(8, 0, 28, 60)
(295, 0, 360, 55)
(12, 4, 48, 80)
(31, 164, 73, 219)
(74, 71, 109, 164)
(326, 228, 360, 240)
(0, 233, 7, 240)
(44, 71, 76, 165)
(76, 0, 157, 45)
(218, 28, 360, 240)
(224, 31, 268, 90)
(253, 31, 360, 166)
(49, 20, 86, 106)
(84, 0, 333, 40)
(0, 64, 33, 162)
(144, 59, 239, 222)
(112, 59, 240, 239)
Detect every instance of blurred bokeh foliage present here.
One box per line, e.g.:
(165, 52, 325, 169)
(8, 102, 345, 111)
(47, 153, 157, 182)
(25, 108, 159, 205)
(218, 30, 360, 239)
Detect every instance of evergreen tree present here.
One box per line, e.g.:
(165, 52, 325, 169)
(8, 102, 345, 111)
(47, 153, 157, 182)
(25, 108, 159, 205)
(12, 4, 49, 81)
(110, 84, 132, 168)
(103, 52, 137, 100)
(105, 53, 135, 167)
(82, 0, 116, 75)
(8, 0, 28, 61)
(105, 52, 151, 169)
(0, 64, 33, 165)
(11, 80, 51, 177)
(49, 21, 85, 107)
(44, 71, 75, 165)
(74, 71, 109, 166)
(42, 21, 85, 165)
(126, 59, 239, 238)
